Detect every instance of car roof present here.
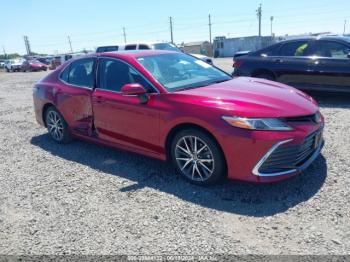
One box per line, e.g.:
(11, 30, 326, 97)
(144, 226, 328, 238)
(96, 50, 179, 58)
(279, 35, 350, 43)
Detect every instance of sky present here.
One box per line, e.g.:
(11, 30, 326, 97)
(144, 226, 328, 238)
(1, 0, 349, 55)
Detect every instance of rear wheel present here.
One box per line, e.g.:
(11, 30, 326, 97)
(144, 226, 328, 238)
(171, 129, 226, 186)
(45, 107, 72, 144)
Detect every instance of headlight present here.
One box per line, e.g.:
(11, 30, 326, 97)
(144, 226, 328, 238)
(222, 116, 293, 131)
(313, 111, 322, 124)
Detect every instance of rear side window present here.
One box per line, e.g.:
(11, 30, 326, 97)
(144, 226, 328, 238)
(60, 58, 95, 88)
(125, 45, 137, 50)
(279, 41, 310, 56)
(60, 64, 70, 82)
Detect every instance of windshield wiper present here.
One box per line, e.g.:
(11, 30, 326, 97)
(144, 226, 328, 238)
(175, 78, 231, 92)
(208, 78, 231, 85)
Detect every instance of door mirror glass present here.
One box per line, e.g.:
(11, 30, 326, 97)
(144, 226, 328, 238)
(121, 83, 147, 96)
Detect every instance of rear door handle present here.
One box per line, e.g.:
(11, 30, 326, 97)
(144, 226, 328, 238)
(274, 59, 283, 63)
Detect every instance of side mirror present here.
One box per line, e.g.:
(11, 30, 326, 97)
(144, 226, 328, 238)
(121, 83, 148, 104)
(347, 53, 350, 59)
(121, 83, 147, 96)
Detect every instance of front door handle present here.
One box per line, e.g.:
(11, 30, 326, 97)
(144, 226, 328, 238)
(274, 59, 283, 63)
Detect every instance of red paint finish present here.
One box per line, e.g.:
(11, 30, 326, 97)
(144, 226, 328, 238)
(33, 51, 324, 183)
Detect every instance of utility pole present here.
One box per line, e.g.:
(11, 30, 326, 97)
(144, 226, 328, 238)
(68, 36, 73, 53)
(270, 16, 274, 37)
(209, 14, 212, 44)
(2, 45, 6, 58)
(344, 20, 347, 35)
(23, 35, 32, 56)
(169, 17, 174, 44)
(122, 27, 127, 43)
(256, 4, 262, 37)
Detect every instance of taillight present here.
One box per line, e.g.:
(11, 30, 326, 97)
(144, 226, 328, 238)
(233, 60, 244, 68)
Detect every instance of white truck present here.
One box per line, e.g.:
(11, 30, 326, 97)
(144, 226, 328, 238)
(4, 59, 25, 72)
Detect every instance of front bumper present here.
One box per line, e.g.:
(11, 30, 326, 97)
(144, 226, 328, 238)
(218, 121, 324, 183)
(252, 134, 324, 177)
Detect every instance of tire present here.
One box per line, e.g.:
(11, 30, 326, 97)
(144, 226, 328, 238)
(254, 72, 275, 81)
(5, 68, 9, 73)
(45, 106, 72, 144)
(170, 128, 226, 186)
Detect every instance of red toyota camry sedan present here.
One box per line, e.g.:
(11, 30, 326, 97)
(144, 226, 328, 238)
(33, 50, 324, 185)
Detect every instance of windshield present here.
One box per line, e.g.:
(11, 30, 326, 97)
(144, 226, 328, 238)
(152, 43, 181, 52)
(137, 53, 231, 92)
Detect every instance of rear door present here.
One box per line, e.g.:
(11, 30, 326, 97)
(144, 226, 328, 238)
(91, 57, 161, 155)
(274, 40, 317, 88)
(56, 57, 96, 135)
(306, 40, 350, 92)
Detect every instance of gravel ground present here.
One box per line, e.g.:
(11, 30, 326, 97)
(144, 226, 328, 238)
(0, 64, 349, 256)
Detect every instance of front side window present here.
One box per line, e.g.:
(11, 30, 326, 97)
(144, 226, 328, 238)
(60, 58, 95, 88)
(279, 41, 310, 56)
(309, 41, 350, 59)
(137, 53, 231, 92)
(98, 58, 154, 92)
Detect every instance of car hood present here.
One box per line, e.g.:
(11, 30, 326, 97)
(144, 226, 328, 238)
(177, 77, 319, 118)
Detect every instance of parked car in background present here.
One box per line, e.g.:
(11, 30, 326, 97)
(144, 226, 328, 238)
(232, 36, 350, 93)
(96, 45, 119, 53)
(33, 51, 324, 186)
(21, 60, 48, 72)
(4, 58, 25, 72)
(233, 50, 251, 59)
(36, 57, 52, 65)
(96, 42, 214, 65)
(0, 60, 5, 68)
(49, 56, 62, 70)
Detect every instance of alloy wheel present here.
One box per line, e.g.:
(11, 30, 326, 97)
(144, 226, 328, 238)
(46, 110, 64, 141)
(175, 135, 215, 182)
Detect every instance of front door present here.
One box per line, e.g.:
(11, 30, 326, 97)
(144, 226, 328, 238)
(307, 40, 350, 92)
(92, 57, 161, 155)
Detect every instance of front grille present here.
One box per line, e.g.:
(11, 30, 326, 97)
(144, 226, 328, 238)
(259, 130, 322, 173)
(285, 113, 318, 124)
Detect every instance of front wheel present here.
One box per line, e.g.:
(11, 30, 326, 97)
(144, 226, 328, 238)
(45, 107, 72, 144)
(171, 129, 226, 186)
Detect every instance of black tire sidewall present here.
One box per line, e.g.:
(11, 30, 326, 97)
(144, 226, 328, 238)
(170, 129, 226, 186)
(45, 107, 72, 144)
